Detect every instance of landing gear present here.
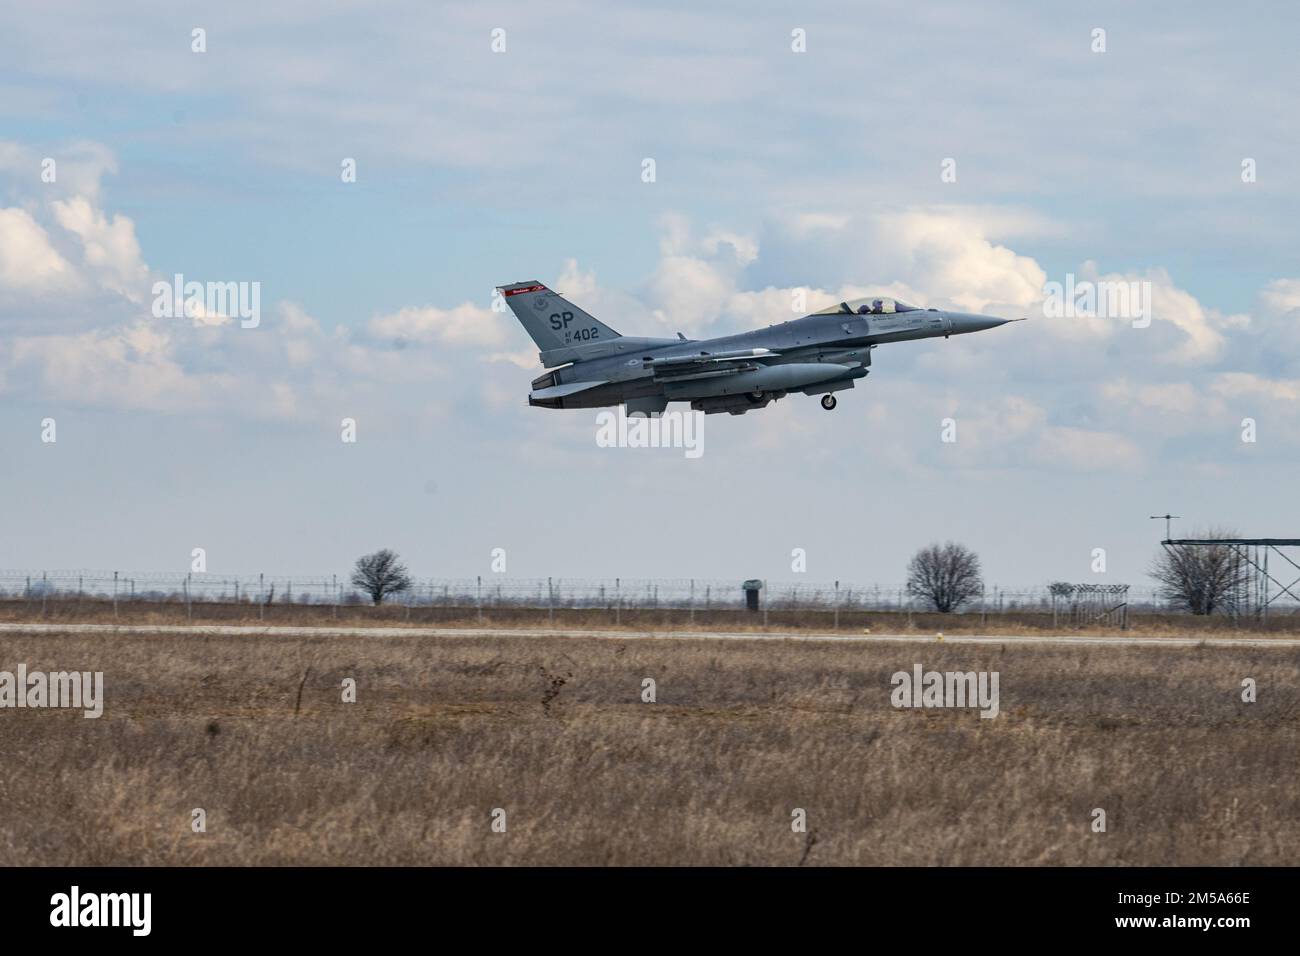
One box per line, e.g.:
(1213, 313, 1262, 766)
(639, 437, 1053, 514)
(820, 394, 838, 411)
(746, 390, 766, 404)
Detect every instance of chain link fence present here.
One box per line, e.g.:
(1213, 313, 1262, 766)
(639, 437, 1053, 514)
(0, 569, 1173, 612)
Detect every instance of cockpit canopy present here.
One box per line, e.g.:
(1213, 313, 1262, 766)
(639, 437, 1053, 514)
(813, 296, 922, 316)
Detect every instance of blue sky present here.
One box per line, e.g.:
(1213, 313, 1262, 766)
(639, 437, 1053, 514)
(2, 1, 1299, 588)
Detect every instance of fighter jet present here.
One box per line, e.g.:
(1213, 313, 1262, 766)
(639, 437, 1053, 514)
(500, 280, 1021, 416)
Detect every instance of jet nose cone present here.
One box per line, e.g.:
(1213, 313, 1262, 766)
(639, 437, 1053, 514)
(948, 312, 1013, 335)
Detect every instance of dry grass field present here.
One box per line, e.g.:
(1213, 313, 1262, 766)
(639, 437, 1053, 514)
(5, 596, 1300, 637)
(2, 626, 1298, 865)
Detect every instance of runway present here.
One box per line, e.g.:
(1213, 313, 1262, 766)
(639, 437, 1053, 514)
(3, 622, 1298, 648)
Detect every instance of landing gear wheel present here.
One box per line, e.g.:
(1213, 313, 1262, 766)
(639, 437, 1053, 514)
(746, 390, 766, 404)
(820, 394, 838, 411)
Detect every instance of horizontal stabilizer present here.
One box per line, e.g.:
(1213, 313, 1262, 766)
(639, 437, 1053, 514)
(529, 380, 608, 401)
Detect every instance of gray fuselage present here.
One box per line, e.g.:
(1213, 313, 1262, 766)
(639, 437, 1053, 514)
(531, 308, 1009, 413)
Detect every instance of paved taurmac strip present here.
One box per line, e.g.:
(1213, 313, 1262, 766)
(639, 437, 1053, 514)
(1, 622, 1298, 648)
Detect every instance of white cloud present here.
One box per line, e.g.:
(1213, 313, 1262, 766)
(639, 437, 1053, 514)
(8, 320, 229, 413)
(700, 229, 759, 267)
(788, 212, 851, 238)
(646, 255, 737, 334)
(1034, 426, 1142, 472)
(0, 154, 513, 422)
(1259, 278, 1300, 316)
(1210, 372, 1300, 404)
(0, 207, 74, 291)
(5, 169, 1300, 476)
(50, 196, 149, 302)
(0, 139, 118, 203)
(1142, 267, 1230, 364)
(367, 302, 505, 347)
(1101, 381, 1200, 415)
(873, 208, 1048, 313)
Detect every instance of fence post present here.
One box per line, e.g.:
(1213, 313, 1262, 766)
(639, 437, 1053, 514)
(186, 573, 192, 621)
(689, 578, 695, 627)
(41, 572, 47, 617)
(477, 575, 483, 624)
(259, 573, 264, 621)
(762, 579, 768, 629)
(113, 571, 118, 620)
(547, 576, 554, 627)
(834, 580, 840, 630)
(615, 577, 621, 627)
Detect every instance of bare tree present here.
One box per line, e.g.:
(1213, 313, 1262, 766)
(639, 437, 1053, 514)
(350, 549, 413, 606)
(1149, 529, 1248, 615)
(906, 542, 983, 613)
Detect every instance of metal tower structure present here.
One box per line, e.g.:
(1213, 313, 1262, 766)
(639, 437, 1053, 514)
(1162, 538, 1300, 620)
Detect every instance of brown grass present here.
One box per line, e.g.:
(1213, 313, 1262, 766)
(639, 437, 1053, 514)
(1, 627, 1298, 865)
(5, 596, 1300, 637)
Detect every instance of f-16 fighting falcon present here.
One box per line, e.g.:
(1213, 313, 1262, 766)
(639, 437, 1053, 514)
(500, 280, 1023, 415)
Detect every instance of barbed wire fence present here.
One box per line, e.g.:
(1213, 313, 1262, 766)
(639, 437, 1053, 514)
(0, 569, 1195, 621)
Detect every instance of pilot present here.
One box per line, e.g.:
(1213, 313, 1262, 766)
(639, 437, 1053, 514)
(871, 299, 884, 314)
(856, 303, 871, 315)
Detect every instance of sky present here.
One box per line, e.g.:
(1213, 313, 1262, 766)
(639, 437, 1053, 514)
(1, 1, 1298, 590)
